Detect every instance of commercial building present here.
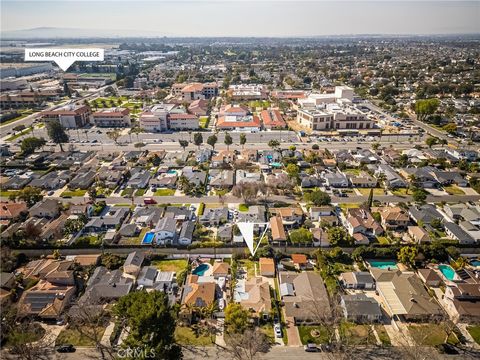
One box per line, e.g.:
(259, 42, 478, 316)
(228, 84, 268, 100)
(92, 108, 131, 127)
(260, 109, 287, 129)
(41, 105, 91, 128)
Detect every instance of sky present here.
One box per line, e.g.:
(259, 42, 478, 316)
(1, 1, 479, 37)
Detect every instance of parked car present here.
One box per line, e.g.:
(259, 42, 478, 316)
(274, 323, 282, 338)
(304, 343, 320, 352)
(144, 198, 157, 205)
(56, 344, 75, 353)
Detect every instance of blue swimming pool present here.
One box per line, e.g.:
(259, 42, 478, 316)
(271, 162, 282, 168)
(192, 263, 209, 276)
(167, 170, 177, 174)
(438, 264, 456, 280)
(471, 260, 480, 268)
(369, 260, 398, 270)
(142, 232, 155, 245)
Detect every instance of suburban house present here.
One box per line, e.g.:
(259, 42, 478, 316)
(269, 207, 303, 228)
(323, 171, 349, 188)
(340, 294, 382, 323)
(239, 277, 272, 321)
(444, 222, 476, 244)
(29, 199, 60, 219)
(178, 221, 195, 246)
(270, 216, 287, 243)
(370, 269, 443, 321)
(84, 207, 130, 233)
(345, 208, 384, 237)
(259, 258, 275, 277)
(291, 254, 309, 270)
(309, 206, 339, 226)
(407, 226, 431, 243)
(417, 268, 442, 287)
(155, 217, 177, 245)
(340, 271, 375, 290)
(0, 201, 27, 224)
(374, 164, 407, 189)
(444, 283, 480, 322)
(409, 204, 443, 227)
(180, 275, 216, 323)
(378, 206, 410, 231)
(123, 251, 144, 280)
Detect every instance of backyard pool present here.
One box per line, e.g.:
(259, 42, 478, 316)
(368, 260, 398, 270)
(471, 260, 480, 268)
(270, 162, 282, 168)
(167, 170, 177, 174)
(192, 263, 210, 276)
(142, 232, 155, 245)
(438, 264, 456, 281)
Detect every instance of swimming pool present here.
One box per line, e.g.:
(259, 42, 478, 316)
(192, 263, 210, 276)
(438, 264, 456, 281)
(271, 162, 282, 168)
(167, 170, 177, 174)
(471, 260, 480, 268)
(141, 232, 155, 245)
(368, 260, 398, 270)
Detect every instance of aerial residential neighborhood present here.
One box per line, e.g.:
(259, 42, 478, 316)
(0, 1, 479, 360)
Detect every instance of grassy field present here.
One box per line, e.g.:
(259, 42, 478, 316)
(118, 227, 148, 245)
(6, 127, 33, 141)
(376, 236, 391, 245)
(151, 259, 188, 273)
(298, 325, 332, 345)
(135, 188, 146, 196)
(154, 188, 175, 196)
(238, 259, 256, 278)
(76, 235, 101, 246)
(239, 203, 249, 212)
(443, 185, 465, 195)
(467, 325, 480, 345)
(199, 116, 209, 128)
(391, 188, 409, 196)
(408, 324, 459, 346)
(338, 203, 360, 211)
(174, 326, 214, 346)
(0, 190, 19, 198)
(339, 322, 377, 346)
(56, 326, 106, 347)
(374, 325, 391, 346)
(356, 188, 386, 196)
(61, 189, 87, 197)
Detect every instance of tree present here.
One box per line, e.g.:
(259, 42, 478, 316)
(194, 132, 203, 149)
(231, 182, 259, 205)
(16, 186, 43, 207)
(225, 328, 271, 360)
(107, 129, 121, 144)
(239, 133, 247, 149)
(425, 136, 439, 148)
(366, 188, 374, 209)
(398, 246, 418, 268)
(289, 228, 313, 244)
(224, 303, 250, 334)
(305, 189, 331, 206)
(20, 137, 46, 155)
(207, 134, 218, 150)
(224, 132, 233, 150)
(371, 142, 380, 151)
(4, 319, 52, 360)
(268, 139, 280, 151)
(100, 253, 124, 270)
(178, 139, 188, 151)
(414, 98, 440, 122)
(442, 123, 457, 134)
(327, 227, 353, 246)
(46, 120, 69, 151)
(412, 188, 427, 203)
(114, 291, 181, 360)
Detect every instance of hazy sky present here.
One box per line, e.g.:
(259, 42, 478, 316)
(1, 1, 479, 37)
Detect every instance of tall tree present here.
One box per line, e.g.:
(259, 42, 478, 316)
(268, 139, 280, 151)
(224, 132, 233, 151)
(178, 139, 189, 151)
(193, 132, 203, 149)
(20, 137, 46, 155)
(239, 133, 247, 150)
(46, 120, 69, 152)
(114, 291, 181, 360)
(107, 129, 121, 145)
(207, 134, 218, 150)
(414, 98, 440, 122)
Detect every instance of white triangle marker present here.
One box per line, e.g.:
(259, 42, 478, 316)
(237, 222, 255, 255)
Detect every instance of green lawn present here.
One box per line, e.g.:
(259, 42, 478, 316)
(343, 168, 361, 175)
(199, 116, 210, 128)
(135, 188, 146, 196)
(260, 324, 275, 343)
(0, 190, 19, 198)
(443, 185, 465, 195)
(407, 324, 459, 346)
(119, 227, 148, 245)
(374, 325, 391, 346)
(61, 189, 87, 197)
(121, 188, 134, 197)
(356, 188, 386, 196)
(6, 127, 33, 141)
(338, 203, 360, 211)
(76, 235, 101, 246)
(339, 322, 377, 346)
(3, 323, 45, 346)
(154, 189, 175, 196)
(298, 325, 333, 345)
(467, 325, 480, 345)
(151, 259, 188, 273)
(56, 326, 106, 347)
(238, 259, 256, 278)
(392, 188, 409, 196)
(174, 326, 214, 346)
(376, 236, 391, 245)
(239, 203, 249, 212)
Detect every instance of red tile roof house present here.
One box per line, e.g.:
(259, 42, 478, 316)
(260, 109, 287, 129)
(0, 201, 27, 226)
(345, 207, 384, 238)
(291, 254, 309, 270)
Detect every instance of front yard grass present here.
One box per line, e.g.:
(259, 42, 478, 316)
(239, 203, 249, 212)
(199, 116, 209, 128)
(376, 236, 391, 245)
(60, 189, 87, 197)
(356, 188, 385, 196)
(407, 323, 459, 346)
(56, 326, 106, 347)
(392, 188, 409, 196)
(134, 188, 146, 196)
(298, 325, 333, 345)
(443, 185, 465, 195)
(154, 188, 175, 196)
(467, 325, 480, 345)
(260, 324, 275, 343)
(75, 235, 101, 246)
(0, 190, 19, 198)
(174, 326, 214, 346)
(3, 322, 45, 346)
(151, 259, 188, 273)
(238, 259, 256, 278)
(339, 322, 377, 346)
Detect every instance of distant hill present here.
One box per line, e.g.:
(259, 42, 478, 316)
(1, 27, 172, 39)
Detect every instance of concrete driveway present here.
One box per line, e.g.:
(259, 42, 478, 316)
(284, 315, 301, 347)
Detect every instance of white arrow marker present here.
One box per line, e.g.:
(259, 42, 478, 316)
(237, 222, 270, 256)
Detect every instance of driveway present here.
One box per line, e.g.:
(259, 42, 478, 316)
(284, 316, 301, 347)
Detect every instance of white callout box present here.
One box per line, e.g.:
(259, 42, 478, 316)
(25, 48, 104, 71)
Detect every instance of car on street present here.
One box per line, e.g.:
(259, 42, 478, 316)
(274, 323, 282, 338)
(304, 343, 320, 352)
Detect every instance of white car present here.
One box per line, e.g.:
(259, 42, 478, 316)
(274, 324, 282, 338)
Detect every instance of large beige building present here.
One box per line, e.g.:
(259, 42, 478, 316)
(92, 108, 131, 127)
